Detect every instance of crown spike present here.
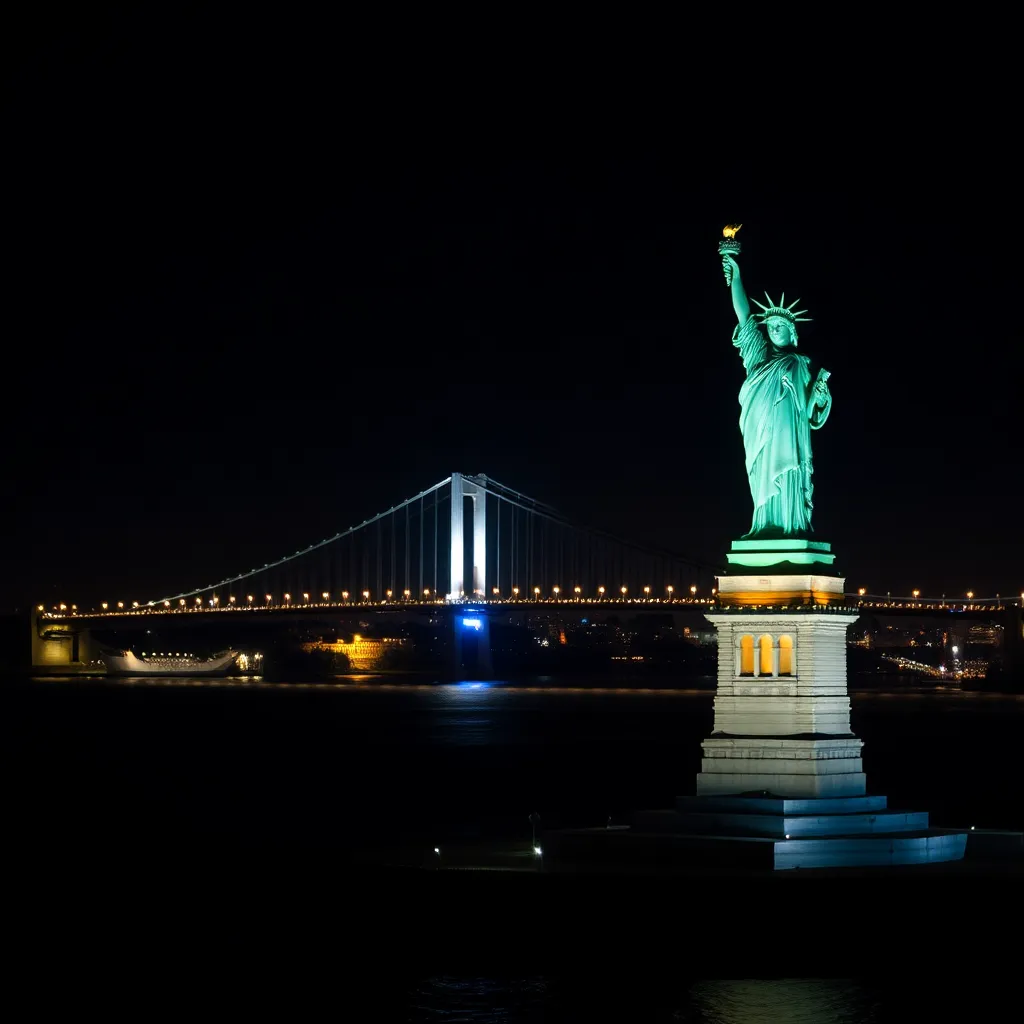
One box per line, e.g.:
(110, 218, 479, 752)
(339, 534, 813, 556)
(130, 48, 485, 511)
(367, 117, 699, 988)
(765, 291, 775, 308)
(787, 297, 801, 310)
(779, 292, 785, 309)
(752, 297, 770, 311)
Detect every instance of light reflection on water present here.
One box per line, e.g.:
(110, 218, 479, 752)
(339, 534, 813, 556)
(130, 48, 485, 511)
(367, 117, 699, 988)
(406, 976, 884, 1021)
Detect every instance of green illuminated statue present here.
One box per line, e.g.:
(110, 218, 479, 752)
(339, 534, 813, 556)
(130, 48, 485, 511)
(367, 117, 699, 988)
(720, 227, 831, 538)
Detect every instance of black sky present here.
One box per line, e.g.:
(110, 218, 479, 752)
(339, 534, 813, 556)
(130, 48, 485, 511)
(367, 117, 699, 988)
(3, 11, 1021, 612)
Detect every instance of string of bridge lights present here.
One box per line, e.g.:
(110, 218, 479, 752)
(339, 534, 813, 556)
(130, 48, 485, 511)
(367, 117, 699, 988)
(36, 586, 1024, 618)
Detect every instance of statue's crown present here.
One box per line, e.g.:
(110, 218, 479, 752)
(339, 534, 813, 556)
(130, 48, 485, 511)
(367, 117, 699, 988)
(752, 292, 811, 324)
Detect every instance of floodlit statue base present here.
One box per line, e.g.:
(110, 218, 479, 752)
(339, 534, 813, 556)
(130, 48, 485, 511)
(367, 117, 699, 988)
(700, 572, 865, 798)
(666, 565, 967, 867)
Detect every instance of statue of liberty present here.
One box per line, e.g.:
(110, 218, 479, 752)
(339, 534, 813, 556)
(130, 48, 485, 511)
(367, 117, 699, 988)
(721, 234, 832, 538)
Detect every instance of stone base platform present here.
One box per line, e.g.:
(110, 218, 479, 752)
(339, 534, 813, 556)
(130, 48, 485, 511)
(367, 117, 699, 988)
(543, 794, 969, 871)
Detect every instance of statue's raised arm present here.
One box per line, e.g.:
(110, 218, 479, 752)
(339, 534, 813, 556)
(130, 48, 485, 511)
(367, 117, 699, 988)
(722, 253, 750, 326)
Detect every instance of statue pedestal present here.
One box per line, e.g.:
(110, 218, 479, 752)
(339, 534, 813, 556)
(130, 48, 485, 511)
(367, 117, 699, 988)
(700, 594, 865, 798)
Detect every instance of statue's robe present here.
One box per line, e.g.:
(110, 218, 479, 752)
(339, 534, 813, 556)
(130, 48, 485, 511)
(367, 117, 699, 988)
(733, 317, 831, 537)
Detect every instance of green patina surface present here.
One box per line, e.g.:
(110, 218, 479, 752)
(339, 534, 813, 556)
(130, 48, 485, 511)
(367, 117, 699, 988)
(720, 232, 831, 538)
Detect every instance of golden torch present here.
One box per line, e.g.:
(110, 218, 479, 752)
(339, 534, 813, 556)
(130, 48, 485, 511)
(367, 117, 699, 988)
(718, 223, 742, 256)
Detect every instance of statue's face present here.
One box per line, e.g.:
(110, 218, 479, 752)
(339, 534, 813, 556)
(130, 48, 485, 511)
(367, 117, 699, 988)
(766, 317, 796, 348)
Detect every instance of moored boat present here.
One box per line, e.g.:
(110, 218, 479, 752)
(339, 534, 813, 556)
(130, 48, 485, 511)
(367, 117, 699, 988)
(100, 650, 239, 676)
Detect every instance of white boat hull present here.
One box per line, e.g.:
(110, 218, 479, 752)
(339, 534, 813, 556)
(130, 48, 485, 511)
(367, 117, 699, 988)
(100, 651, 239, 676)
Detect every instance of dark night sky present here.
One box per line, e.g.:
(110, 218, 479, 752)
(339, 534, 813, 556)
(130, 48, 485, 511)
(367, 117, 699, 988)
(3, 11, 1021, 613)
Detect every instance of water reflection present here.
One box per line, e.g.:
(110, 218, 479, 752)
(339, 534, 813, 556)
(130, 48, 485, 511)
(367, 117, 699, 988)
(682, 979, 878, 1023)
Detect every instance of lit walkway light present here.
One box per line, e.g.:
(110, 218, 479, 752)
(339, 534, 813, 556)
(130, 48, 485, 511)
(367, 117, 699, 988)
(342, 591, 350, 601)
(966, 591, 974, 601)
(643, 586, 650, 598)
(621, 586, 627, 597)
(229, 595, 236, 604)
(247, 595, 254, 604)
(858, 588, 866, 597)
(598, 586, 605, 597)
(117, 602, 124, 609)
(132, 601, 139, 609)
(574, 586, 581, 597)
(667, 586, 674, 597)
(553, 586, 560, 597)
(102, 602, 109, 610)
(493, 587, 500, 596)
(912, 590, 920, 600)
(303, 592, 309, 603)
(690, 586, 697, 597)
(405, 589, 412, 599)
(164, 601, 170, 608)
(265, 594, 272, 604)
(533, 587, 541, 598)
(284, 593, 291, 603)
(196, 597, 203, 606)
(37, 604, 44, 612)
(322, 592, 330, 601)
(423, 589, 430, 597)
(362, 590, 370, 601)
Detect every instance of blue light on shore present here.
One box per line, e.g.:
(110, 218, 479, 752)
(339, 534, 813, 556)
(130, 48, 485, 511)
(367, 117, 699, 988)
(461, 617, 483, 630)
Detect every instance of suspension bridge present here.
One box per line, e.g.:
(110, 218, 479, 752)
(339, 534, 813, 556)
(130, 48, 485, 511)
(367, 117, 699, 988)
(39, 473, 718, 617)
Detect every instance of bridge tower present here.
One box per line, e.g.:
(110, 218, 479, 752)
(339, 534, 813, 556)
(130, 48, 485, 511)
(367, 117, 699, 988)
(449, 472, 487, 600)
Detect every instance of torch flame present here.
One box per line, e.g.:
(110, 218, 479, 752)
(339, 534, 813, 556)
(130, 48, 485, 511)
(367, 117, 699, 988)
(722, 224, 742, 239)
